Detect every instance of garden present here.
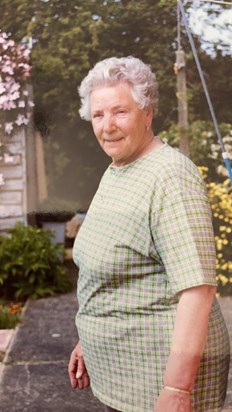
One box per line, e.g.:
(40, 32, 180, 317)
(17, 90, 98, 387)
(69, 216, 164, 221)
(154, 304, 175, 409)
(0, 0, 231, 331)
(0, 223, 72, 329)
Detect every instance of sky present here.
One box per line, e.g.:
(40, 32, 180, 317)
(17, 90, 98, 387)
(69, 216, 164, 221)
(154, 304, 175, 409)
(188, 0, 232, 57)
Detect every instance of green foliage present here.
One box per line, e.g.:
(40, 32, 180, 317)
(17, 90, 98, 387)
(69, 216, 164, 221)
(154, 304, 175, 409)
(0, 0, 183, 133)
(160, 121, 232, 181)
(0, 0, 230, 134)
(1, 0, 231, 208)
(0, 223, 72, 301)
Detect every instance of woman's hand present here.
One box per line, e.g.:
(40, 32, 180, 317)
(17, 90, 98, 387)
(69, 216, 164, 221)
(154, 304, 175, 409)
(68, 341, 90, 389)
(154, 388, 192, 412)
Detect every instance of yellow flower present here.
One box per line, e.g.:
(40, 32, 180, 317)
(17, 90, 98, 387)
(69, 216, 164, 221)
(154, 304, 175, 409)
(217, 275, 228, 286)
(219, 226, 226, 232)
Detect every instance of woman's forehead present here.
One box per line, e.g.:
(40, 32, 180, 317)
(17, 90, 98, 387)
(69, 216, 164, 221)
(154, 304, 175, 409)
(90, 83, 135, 107)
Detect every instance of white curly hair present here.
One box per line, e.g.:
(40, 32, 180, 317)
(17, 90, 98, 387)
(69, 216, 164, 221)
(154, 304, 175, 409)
(78, 56, 159, 121)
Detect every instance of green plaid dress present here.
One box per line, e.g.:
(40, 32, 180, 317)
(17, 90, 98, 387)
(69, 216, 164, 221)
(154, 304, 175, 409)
(73, 144, 230, 412)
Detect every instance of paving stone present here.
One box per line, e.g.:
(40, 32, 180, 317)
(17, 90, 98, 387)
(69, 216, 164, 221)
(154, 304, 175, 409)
(0, 266, 231, 411)
(0, 330, 15, 352)
(0, 363, 103, 412)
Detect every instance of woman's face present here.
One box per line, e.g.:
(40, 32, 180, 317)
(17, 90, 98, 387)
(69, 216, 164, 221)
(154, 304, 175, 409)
(90, 83, 153, 167)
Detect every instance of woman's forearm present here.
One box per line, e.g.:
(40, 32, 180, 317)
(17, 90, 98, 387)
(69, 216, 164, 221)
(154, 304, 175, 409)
(163, 285, 216, 391)
(172, 284, 216, 355)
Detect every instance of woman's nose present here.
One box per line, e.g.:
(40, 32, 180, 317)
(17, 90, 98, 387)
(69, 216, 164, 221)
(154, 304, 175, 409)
(103, 114, 116, 132)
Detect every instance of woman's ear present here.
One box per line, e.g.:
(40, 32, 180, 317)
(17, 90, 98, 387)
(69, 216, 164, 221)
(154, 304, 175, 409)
(145, 109, 153, 128)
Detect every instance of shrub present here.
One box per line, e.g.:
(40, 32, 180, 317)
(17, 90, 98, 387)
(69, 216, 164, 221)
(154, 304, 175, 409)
(0, 222, 72, 301)
(208, 179, 232, 296)
(199, 168, 232, 296)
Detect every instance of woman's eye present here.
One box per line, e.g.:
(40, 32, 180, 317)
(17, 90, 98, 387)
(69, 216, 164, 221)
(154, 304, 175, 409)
(93, 113, 103, 119)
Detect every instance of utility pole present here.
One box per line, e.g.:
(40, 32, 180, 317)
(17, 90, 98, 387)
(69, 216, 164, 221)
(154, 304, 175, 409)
(175, 49, 190, 157)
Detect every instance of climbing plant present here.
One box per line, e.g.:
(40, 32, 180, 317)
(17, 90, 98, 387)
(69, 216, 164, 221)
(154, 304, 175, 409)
(0, 31, 33, 187)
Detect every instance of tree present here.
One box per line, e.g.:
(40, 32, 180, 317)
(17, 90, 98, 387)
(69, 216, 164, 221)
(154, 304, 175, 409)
(0, 0, 230, 206)
(0, 0, 179, 132)
(1, 0, 230, 127)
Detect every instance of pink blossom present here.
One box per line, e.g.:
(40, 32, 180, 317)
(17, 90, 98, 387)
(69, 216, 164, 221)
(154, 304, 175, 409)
(8, 81, 20, 93)
(7, 40, 15, 47)
(0, 32, 8, 41)
(0, 98, 17, 110)
(15, 114, 29, 126)
(13, 83, 21, 91)
(5, 122, 14, 134)
(18, 100, 25, 108)
(0, 83, 5, 94)
(0, 94, 7, 105)
(4, 76, 13, 83)
(0, 31, 32, 134)
(2, 43, 9, 51)
(9, 91, 20, 101)
(1, 65, 14, 75)
(23, 49, 30, 58)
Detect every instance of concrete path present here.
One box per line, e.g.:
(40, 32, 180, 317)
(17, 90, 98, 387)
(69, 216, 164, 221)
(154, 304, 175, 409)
(0, 262, 231, 411)
(0, 261, 104, 412)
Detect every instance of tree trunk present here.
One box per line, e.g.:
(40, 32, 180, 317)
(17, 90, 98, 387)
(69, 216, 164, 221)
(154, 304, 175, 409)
(175, 50, 190, 157)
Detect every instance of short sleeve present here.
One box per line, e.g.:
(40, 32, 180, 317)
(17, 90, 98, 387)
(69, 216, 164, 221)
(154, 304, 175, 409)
(151, 166, 217, 294)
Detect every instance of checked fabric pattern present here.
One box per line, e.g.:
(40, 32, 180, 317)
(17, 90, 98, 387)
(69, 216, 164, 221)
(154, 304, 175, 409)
(73, 144, 230, 412)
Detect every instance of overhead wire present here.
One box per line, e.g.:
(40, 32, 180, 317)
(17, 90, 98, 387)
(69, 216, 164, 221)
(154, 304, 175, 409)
(177, 2, 182, 51)
(177, 0, 232, 183)
(200, 0, 232, 6)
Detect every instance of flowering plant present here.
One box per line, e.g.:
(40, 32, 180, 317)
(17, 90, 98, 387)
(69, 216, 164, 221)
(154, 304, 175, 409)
(0, 31, 33, 136)
(0, 31, 33, 188)
(0, 302, 22, 329)
(199, 167, 232, 296)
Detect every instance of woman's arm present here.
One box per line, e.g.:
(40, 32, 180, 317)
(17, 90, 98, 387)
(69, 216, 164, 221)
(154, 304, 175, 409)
(155, 284, 216, 411)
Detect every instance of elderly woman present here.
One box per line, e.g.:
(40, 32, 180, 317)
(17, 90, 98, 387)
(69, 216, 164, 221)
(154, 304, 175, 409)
(68, 56, 230, 412)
